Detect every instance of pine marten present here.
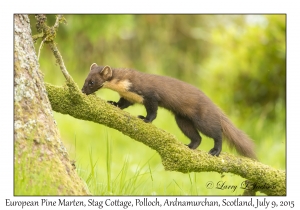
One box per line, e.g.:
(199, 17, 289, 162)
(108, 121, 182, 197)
(82, 63, 256, 159)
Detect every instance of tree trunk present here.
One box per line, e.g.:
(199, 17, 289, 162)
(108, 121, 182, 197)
(14, 14, 90, 195)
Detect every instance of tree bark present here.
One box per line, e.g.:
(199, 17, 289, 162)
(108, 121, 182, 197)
(14, 14, 90, 195)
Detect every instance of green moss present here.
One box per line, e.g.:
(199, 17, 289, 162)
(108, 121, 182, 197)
(15, 139, 89, 195)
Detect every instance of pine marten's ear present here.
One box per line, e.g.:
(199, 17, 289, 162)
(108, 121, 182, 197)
(100, 65, 113, 80)
(90, 63, 98, 71)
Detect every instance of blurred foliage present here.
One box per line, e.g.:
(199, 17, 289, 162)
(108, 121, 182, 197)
(30, 14, 285, 120)
(30, 15, 214, 83)
(203, 15, 286, 119)
(28, 15, 286, 195)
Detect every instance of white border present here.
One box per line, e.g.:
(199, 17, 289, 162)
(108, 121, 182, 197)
(2, 0, 299, 209)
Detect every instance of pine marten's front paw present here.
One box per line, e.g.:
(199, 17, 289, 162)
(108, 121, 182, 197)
(107, 101, 118, 107)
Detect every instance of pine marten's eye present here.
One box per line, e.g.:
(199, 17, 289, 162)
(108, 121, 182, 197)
(88, 81, 94, 87)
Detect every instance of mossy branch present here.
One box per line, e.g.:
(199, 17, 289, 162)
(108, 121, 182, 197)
(45, 83, 286, 195)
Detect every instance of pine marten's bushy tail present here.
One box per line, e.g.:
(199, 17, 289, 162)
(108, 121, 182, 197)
(220, 114, 256, 159)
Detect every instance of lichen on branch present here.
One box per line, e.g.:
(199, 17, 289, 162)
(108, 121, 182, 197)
(34, 14, 75, 86)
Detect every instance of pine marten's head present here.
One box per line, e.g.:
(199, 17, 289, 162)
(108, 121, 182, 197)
(82, 63, 113, 95)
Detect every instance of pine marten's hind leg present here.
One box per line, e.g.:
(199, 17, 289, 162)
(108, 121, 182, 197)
(208, 135, 222, 156)
(193, 117, 223, 156)
(175, 114, 201, 149)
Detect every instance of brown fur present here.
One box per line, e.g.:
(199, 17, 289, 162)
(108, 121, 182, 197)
(82, 63, 256, 159)
(220, 114, 256, 159)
